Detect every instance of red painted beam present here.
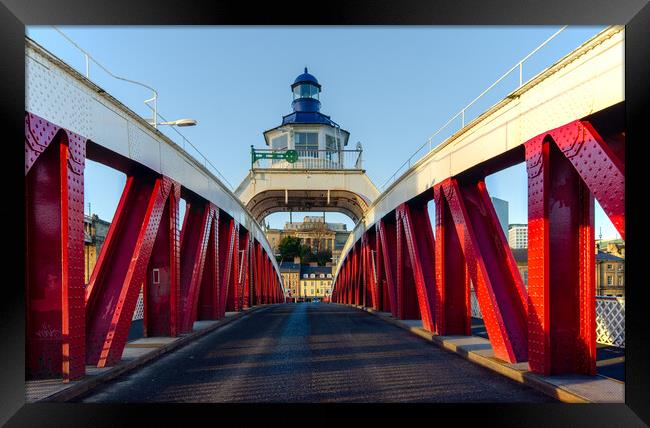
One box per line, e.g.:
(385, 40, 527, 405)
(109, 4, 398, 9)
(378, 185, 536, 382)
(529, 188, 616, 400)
(549, 120, 624, 240)
(396, 203, 435, 329)
(433, 186, 471, 336)
(144, 179, 181, 337)
(526, 131, 596, 375)
(197, 208, 220, 321)
(238, 230, 251, 310)
(218, 217, 236, 317)
(85, 174, 171, 367)
(376, 218, 398, 317)
(255, 242, 263, 305)
(178, 201, 216, 333)
(25, 113, 86, 380)
(438, 178, 528, 363)
(362, 231, 379, 310)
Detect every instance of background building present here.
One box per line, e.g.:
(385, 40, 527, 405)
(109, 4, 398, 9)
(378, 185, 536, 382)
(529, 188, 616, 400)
(299, 265, 333, 302)
(596, 251, 625, 297)
(84, 214, 110, 284)
(510, 248, 528, 287)
(508, 224, 528, 249)
(266, 215, 350, 265)
(279, 257, 301, 301)
(597, 238, 625, 258)
(490, 197, 509, 236)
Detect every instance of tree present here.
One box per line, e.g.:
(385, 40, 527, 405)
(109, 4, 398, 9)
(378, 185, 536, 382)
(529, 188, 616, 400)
(300, 244, 316, 264)
(315, 249, 332, 266)
(278, 236, 302, 261)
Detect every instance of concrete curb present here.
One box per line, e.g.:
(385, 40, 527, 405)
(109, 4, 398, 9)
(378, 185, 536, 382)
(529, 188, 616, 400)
(347, 304, 616, 404)
(41, 305, 270, 403)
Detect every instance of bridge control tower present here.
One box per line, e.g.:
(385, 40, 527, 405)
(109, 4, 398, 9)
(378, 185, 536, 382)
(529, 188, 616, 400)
(235, 68, 379, 223)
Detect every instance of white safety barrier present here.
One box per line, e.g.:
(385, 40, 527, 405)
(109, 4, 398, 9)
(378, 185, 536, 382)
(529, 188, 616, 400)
(132, 287, 144, 321)
(470, 290, 625, 348)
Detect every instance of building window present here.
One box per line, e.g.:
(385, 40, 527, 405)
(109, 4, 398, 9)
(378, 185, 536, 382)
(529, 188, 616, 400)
(327, 274, 332, 278)
(607, 275, 613, 285)
(295, 132, 319, 158)
(320, 273, 325, 278)
(271, 134, 288, 151)
(607, 264, 613, 270)
(303, 274, 308, 278)
(310, 273, 315, 278)
(325, 135, 341, 161)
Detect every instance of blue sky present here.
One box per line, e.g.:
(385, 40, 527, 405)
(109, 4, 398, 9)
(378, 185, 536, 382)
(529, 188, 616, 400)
(26, 26, 620, 239)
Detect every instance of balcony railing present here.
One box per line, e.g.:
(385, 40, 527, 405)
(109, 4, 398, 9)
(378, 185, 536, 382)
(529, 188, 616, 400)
(251, 147, 363, 171)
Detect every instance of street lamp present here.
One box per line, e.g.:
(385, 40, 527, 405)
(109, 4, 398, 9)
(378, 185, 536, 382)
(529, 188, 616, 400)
(148, 118, 198, 127)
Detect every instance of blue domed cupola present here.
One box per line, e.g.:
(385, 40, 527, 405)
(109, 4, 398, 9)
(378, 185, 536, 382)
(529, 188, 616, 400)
(291, 67, 322, 113)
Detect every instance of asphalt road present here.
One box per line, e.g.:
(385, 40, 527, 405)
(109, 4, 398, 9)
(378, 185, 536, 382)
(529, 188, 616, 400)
(77, 303, 555, 403)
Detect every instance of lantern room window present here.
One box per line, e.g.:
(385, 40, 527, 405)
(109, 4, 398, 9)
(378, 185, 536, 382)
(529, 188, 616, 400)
(293, 83, 320, 100)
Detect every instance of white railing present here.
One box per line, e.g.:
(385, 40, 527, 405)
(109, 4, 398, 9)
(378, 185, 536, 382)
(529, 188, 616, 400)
(132, 287, 144, 321)
(49, 27, 234, 190)
(595, 296, 625, 348)
(470, 290, 625, 348)
(380, 26, 568, 191)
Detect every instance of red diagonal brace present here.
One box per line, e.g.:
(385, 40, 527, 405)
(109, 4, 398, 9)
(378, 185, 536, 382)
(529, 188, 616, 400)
(242, 236, 252, 309)
(85, 174, 171, 367)
(396, 202, 436, 330)
(254, 241, 263, 305)
(237, 230, 251, 311)
(362, 231, 379, 310)
(197, 208, 220, 321)
(227, 224, 240, 310)
(178, 201, 216, 333)
(25, 113, 86, 380)
(376, 218, 398, 317)
(548, 120, 624, 240)
(220, 218, 237, 313)
(144, 179, 181, 337)
(439, 178, 528, 363)
(526, 130, 596, 375)
(433, 185, 471, 336)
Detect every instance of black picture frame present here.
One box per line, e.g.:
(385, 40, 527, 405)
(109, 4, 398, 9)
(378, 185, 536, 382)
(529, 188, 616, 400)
(1, 0, 648, 425)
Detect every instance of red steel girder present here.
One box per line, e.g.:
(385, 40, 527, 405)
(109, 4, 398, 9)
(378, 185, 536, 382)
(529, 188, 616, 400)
(144, 179, 181, 337)
(242, 237, 254, 309)
(526, 130, 596, 375)
(396, 203, 436, 330)
(376, 218, 398, 317)
(237, 230, 251, 311)
(254, 241, 263, 305)
(25, 113, 86, 380)
(439, 178, 528, 363)
(545, 120, 624, 240)
(373, 225, 389, 313)
(352, 244, 361, 306)
(85, 174, 172, 367)
(197, 208, 220, 321)
(433, 186, 471, 336)
(362, 231, 380, 310)
(178, 201, 216, 333)
(218, 217, 237, 317)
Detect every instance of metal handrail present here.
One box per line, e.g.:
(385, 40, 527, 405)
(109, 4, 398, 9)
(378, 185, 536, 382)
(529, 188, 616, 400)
(380, 26, 568, 190)
(252, 147, 364, 170)
(50, 27, 234, 190)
